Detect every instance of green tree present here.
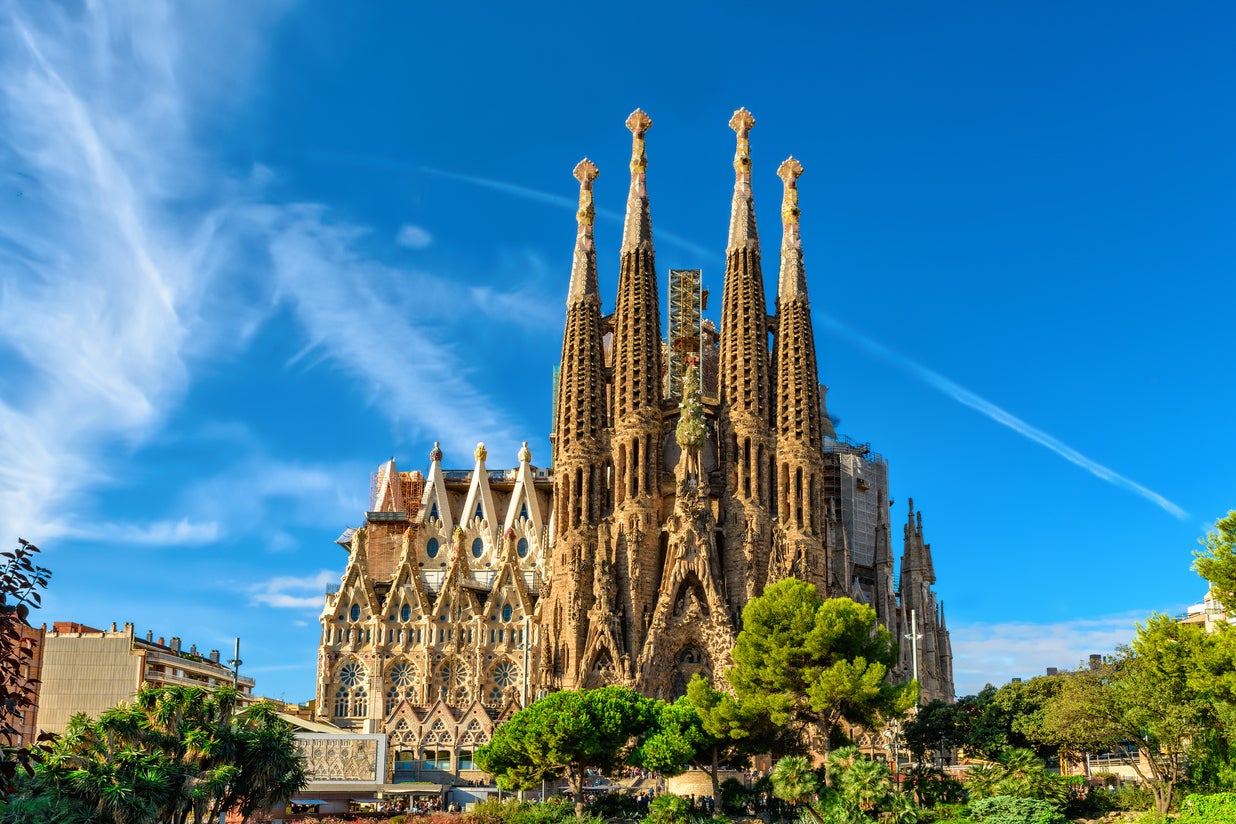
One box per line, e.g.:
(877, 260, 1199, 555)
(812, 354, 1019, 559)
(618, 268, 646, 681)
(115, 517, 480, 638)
(476, 686, 656, 818)
(1194, 510, 1236, 612)
(901, 699, 961, 763)
(1036, 616, 1213, 814)
(728, 579, 915, 773)
(0, 539, 52, 796)
(770, 755, 824, 824)
(636, 675, 781, 803)
(32, 685, 306, 824)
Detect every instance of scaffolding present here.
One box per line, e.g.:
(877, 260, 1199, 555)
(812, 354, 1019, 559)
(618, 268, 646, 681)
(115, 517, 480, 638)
(666, 268, 703, 400)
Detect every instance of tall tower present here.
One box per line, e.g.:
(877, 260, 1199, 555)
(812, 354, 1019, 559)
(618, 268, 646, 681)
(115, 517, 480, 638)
(717, 108, 775, 616)
(542, 159, 608, 689)
(768, 157, 831, 591)
(607, 109, 665, 678)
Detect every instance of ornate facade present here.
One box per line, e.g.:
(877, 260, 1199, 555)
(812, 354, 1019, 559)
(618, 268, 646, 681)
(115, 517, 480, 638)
(317, 108, 953, 780)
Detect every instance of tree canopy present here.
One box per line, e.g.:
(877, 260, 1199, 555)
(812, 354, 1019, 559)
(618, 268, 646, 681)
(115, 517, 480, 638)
(1033, 615, 1230, 813)
(476, 685, 656, 817)
(0, 539, 51, 795)
(20, 684, 307, 824)
(728, 579, 915, 770)
(1194, 509, 1236, 612)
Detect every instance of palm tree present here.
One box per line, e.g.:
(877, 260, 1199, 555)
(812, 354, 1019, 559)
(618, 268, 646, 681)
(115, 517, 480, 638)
(771, 756, 824, 824)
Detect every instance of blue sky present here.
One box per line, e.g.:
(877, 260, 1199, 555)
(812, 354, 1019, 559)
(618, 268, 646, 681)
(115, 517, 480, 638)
(2, 1, 1234, 702)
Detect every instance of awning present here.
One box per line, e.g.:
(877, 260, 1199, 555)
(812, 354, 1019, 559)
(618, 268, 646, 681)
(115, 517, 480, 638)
(290, 800, 325, 805)
(381, 783, 444, 795)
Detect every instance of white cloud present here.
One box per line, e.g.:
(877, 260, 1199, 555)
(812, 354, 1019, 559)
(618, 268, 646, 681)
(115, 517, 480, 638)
(104, 518, 220, 546)
(396, 223, 433, 249)
(948, 611, 1161, 695)
(0, 3, 523, 544)
(249, 569, 338, 611)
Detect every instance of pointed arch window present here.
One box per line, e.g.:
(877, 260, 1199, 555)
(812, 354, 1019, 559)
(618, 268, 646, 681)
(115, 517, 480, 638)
(429, 501, 439, 521)
(519, 501, 529, 521)
(385, 661, 418, 714)
(334, 661, 369, 718)
(474, 503, 484, 521)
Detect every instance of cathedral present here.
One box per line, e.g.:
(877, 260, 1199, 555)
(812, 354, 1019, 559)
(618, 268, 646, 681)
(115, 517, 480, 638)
(315, 109, 953, 775)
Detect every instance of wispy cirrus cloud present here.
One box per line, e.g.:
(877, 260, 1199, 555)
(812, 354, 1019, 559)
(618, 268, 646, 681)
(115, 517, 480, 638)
(0, 3, 525, 543)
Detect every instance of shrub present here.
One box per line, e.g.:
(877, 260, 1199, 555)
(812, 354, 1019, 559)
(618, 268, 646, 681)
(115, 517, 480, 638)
(719, 777, 750, 813)
(466, 798, 587, 824)
(1176, 792, 1236, 823)
(966, 795, 1065, 824)
(587, 791, 637, 819)
(1108, 782, 1155, 812)
(644, 793, 691, 824)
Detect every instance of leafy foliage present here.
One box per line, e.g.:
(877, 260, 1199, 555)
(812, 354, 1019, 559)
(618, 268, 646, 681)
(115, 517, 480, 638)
(645, 793, 692, 824)
(468, 797, 602, 824)
(903, 765, 964, 807)
(1035, 615, 1221, 813)
(26, 685, 306, 824)
(476, 686, 656, 817)
(0, 539, 51, 795)
(1194, 510, 1236, 612)
(1176, 791, 1236, 824)
(729, 580, 914, 768)
(965, 795, 1066, 824)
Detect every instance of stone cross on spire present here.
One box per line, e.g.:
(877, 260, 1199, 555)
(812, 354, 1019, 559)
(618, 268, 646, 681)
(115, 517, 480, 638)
(777, 156, 808, 300)
(568, 158, 600, 305)
(730, 107, 755, 190)
(621, 109, 654, 255)
(626, 108, 652, 181)
(727, 108, 759, 252)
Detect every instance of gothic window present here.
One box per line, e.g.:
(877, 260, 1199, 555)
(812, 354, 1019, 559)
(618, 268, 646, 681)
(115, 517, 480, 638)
(333, 661, 369, 718)
(517, 537, 529, 558)
(519, 501, 529, 521)
(501, 604, 513, 622)
(385, 661, 418, 714)
(350, 603, 361, 621)
(471, 537, 484, 558)
(474, 503, 484, 520)
(437, 663, 471, 703)
(426, 537, 440, 558)
(401, 604, 412, 621)
(429, 501, 439, 521)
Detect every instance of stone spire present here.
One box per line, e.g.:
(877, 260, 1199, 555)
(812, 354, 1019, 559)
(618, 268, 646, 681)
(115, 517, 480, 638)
(773, 157, 824, 451)
(621, 109, 654, 255)
(727, 107, 759, 252)
(717, 108, 775, 612)
(544, 158, 611, 692)
(567, 159, 600, 305)
(611, 108, 663, 670)
(771, 156, 829, 592)
(612, 108, 662, 422)
(553, 160, 608, 489)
